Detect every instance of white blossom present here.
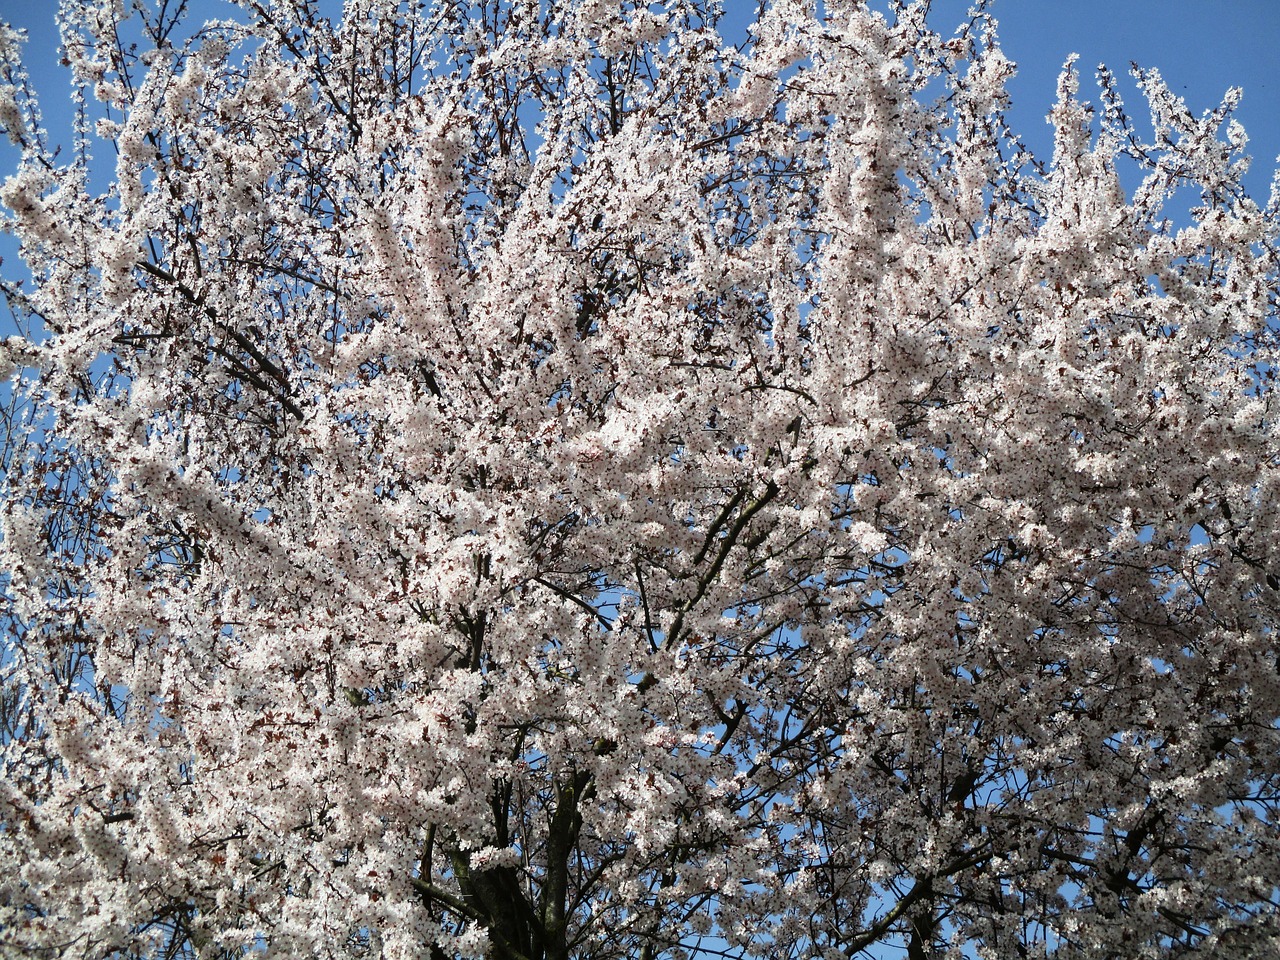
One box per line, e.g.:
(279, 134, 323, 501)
(0, 2, 1278, 959)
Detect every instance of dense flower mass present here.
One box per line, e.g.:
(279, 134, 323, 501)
(1, 1, 1279, 958)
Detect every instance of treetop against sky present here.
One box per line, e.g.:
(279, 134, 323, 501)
(2, 0, 1280, 193)
(1, 2, 1279, 959)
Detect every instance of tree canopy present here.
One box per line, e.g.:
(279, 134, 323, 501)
(2, 1, 1279, 958)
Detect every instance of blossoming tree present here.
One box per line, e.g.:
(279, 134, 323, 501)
(2, 0, 1278, 957)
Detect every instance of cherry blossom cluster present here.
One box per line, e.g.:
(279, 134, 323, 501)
(1, 1, 1278, 958)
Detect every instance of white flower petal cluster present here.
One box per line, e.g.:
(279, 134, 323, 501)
(2, 2, 1279, 959)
